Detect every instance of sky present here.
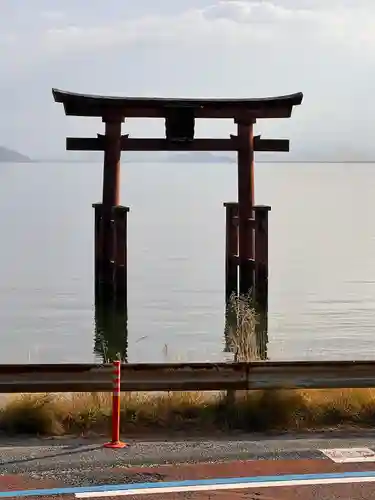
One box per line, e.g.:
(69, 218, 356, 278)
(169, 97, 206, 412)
(0, 0, 374, 158)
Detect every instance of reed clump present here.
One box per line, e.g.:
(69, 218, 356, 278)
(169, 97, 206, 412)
(225, 292, 262, 361)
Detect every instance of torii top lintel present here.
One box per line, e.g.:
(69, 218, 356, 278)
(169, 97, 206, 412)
(52, 88, 303, 120)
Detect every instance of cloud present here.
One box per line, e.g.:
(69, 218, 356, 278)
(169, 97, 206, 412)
(201, 1, 375, 48)
(0, 0, 374, 89)
(3, 0, 373, 62)
(204, 1, 316, 23)
(40, 10, 66, 21)
(0, 0, 373, 157)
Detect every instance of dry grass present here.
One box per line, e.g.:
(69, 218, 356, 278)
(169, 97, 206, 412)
(224, 293, 266, 404)
(1, 388, 375, 437)
(225, 292, 261, 361)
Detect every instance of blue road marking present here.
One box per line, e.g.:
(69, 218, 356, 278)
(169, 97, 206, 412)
(1, 469, 375, 497)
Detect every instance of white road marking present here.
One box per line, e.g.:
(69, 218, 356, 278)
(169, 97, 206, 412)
(75, 475, 375, 498)
(320, 447, 375, 463)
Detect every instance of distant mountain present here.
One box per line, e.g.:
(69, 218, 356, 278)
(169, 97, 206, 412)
(0, 146, 31, 163)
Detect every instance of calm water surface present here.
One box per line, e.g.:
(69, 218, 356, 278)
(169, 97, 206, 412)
(0, 161, 375, 363)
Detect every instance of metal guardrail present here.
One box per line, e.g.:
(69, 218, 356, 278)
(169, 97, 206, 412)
(0, 361, 374, 393)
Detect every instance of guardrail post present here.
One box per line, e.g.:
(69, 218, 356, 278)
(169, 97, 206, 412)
(104, 360, 128, 449)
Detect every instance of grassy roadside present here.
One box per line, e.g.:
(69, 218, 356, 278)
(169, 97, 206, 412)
(1, 388, 375, 436)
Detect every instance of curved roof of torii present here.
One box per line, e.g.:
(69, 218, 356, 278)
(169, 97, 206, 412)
(52, 88, 303, 119)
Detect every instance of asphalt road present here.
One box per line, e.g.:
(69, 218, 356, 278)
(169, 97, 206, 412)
(1, 430, 375, 487)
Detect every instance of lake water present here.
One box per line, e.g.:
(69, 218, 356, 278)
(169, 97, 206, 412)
(0, 161, 375, 363)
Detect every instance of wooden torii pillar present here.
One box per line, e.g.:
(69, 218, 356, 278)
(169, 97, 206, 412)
(52, 89, 303, 360)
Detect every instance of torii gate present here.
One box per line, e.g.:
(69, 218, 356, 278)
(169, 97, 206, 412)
(52, 89, 303, 333)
